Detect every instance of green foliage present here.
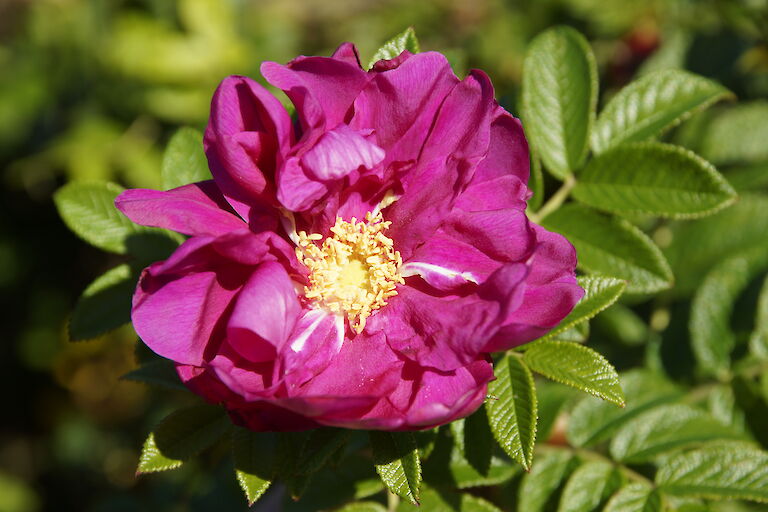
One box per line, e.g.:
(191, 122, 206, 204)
(699, 102, 768, 165)
(517, 449, 579, 512)
(522, 26, 597, 179)
(121, 359, 186, 390)
(370, 432, 421, 504)
(367, 27, 420, 69)
(161, 127, 211, 189)
(68, 264, 134, 341)
(544, 276, 627, 338)
(558, 460, 624, 512)
(603, 484, 663, 512)
(232, 429, 275, 505)
(542, 205, 672, 293)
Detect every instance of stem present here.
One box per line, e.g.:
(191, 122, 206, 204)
(387, 492, 400, 512)
(529, 174, 576, 223)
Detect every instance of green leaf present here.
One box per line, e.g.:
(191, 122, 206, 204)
(609, 404, 745, 463)
(567, 370, 681, 448)
(707, 385, 748, 434)
(69, 264, 134, 341)
(558, 460, 625, 512)
(396, 485, 502, 512)
(749, 275, 768, 360)
(604, 484, 663, 512)
(572, 142, 737, 219)
(369, 431, 421, 504)
(536, 383, 577, 442)
(517, 449, 578, 512)
(338, 502, 388, 512)
(522, 26, 597, 179)
(656, 444, 768, 503)
(161, 126, 211, 189)
(232, 429, 276, 505)
(690, 249, 768, 377)
(593, 304, 649, 346)
(542, 275, 627, 338)
(523, 340, 625, 406)
(486, 355, 537, 470)
(296, 428, 350, 475)
(591, 70, 732, 154)
(725, 162, 768, 192)
(700, 101, 768, 165)
(367, 27, 420, 69)
(137, 404, 229, 474)
(541, 205, 672, 293)
(528, 150, 545, 212)
(460, 407, 493, 476)
(552, 321, 590, 343)
(121, 358, 186, 390)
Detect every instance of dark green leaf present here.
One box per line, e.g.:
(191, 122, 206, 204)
(232, 429, 276, 505)
(396, 485, 502, 512)
(367, 27, 420, 69)
(541, 205, 672, 293)
(522, 26, 597, 178)
(700, 101, 768, 165)
(69, 264, 134, 341)
(121, 358, 186, 390)
(573, 142, 736, 219)
(558, 460, 625, 512)
(296, 428, 350, 475)
(161, 126, 211, 189)
(592, 70, 732, 153)
(338, 502, 388, 512)
(603, 484, 663, 512)
(461, 407, 493, 476)
(517, 449, 578, 512)
(749, 275, 768, 360)
(523, 340, 625, 406)
(656, 444, 768, 503)
(370, 431, 421, 504)
(486, 355, 537, 470)
(137, 404, 229, 474)
(609, 404, 745, 463)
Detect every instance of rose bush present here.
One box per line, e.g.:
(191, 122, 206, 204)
(115, 43, 583, 431)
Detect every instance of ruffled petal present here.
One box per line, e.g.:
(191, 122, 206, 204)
(330, 42, 363, 68)
(282, 310, 344, 389)
(115, 181, 245, 237)
(276, 156, 329, 212)
(227, 261, 302, 362)
(473, 107, 530, 185)
(301, 124, 385, 181)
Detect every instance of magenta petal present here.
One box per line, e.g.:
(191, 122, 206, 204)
(276, 156, 329, 212)
(115, 181, 245, 237)
(331, 42, 363, 68)
(442, 209, 536, 263)
(454, 175, 529, 213)
(227, 261, 302, 362)
(473, 108, 530, 184)
(301, 124, 385, 181)
(282, 310, 344, 389)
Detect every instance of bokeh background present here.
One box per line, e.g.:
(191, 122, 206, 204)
(1, 0, 767, 510)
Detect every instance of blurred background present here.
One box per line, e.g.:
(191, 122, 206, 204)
(1, 0, 767, 510)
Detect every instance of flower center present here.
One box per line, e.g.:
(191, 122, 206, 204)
(296, 211, 404, 333)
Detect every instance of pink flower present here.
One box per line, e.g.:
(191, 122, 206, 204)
(115, 44, 583, 431)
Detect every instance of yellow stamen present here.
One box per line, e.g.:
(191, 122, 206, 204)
(296, 211, 404, 333)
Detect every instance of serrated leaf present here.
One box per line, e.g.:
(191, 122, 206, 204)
(656, 444, 768, 503)
(486, 355, 537, 470)
(749, 275, 768, 360)
(232, 429, 276, 505)
(604, 484, 662, 512)
(592, 70, 732, 153)
(121, 358, 186, 390)
(700, 101, 768, 165)
(137, 404, 229, 474)
(522, 26, 597, 179)
(558, 460, 625, 512)
(552, 321, 590, 343)
(542, 275, 627, 338)
(541, 205, 671, 293)
(518, 449, 578, 512)
(367, 27, 420, 69)
(161, 126, 211, 189)
(572, 142, 737, 219)
(370, 431, 421, 504)
(690, 249, 768, 377)
(523, 340, 625, 405)
(609, 404, 745, 463)
(69, 264, 134, 341)
(567, 370, 681, 448)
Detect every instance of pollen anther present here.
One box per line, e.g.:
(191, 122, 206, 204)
(296, 211, 404, 334)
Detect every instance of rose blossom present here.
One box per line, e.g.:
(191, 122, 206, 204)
(115, 43, 583, 431)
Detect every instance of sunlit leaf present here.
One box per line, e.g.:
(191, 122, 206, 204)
(367, 27, 420, 69)
(370, 431, 421, 504)
(161, 126, 211, 189)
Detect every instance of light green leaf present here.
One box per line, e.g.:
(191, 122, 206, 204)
(593, 304, 649, 346)
(552, 321, 590, 343)
(592, 70, 732, 154)
(690, 249, 768, 377)
(137, 404, 229, 474)
(518, 449, 578, 512)
(370, 431, 421, 504)
(573, 142, 736, 219)
(604, 484, 663, 512)
(541, 275, 627, 338)
(522, 26, 597, 179)
(161, 126, 211, 189)
(486, 355, 537, 470)
(541, 204, 672, 293)
(725, 162, 768, 192)
(69, 264, 133, 341)
(700, 101, 768, 165)
(232, 429, 275, 505)
(528, 150, 545, 212)
(749, 275, 768, 360)
(558, 460, 625, 512)
(637, 31, 691, 76)
(567, 370, 681, 448)
(524, 341, 625, 406)
(121, 358, 185, 390)
(609, 404, 745, 463)
(656, 444, 768, 503)
(707, 385, 748, 434)
(339, 502, 388, 512)
(367, 27, 420, 69)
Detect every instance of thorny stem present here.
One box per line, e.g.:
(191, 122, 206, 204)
(528, 174, 576, 223)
